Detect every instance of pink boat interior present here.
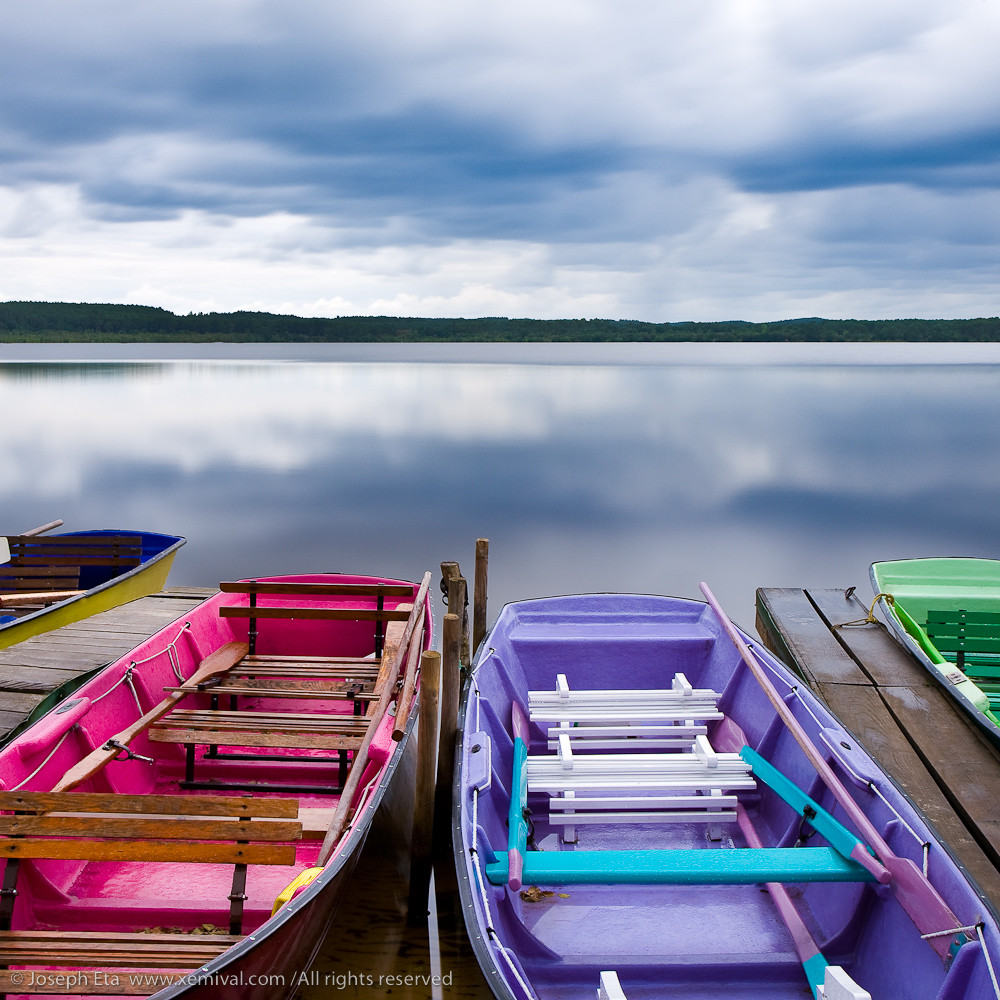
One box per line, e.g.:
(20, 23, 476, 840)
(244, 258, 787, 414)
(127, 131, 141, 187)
(0, 573, 430, 995)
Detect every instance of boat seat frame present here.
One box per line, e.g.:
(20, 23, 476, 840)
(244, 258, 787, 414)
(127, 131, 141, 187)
(0, 791, 302, 939)
(149, 584, 413, 794)
(924, 608, 1000, 680)
(526, 674, 734, 841)
(488, 700, 876, 889)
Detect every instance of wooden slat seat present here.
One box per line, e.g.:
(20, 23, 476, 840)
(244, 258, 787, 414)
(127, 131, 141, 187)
(0, 790, 302, 960)
(0, 791, 301, 866)
(0, 930, 241, 995)
(167, 680, 375, 701)
(233, 654, 380, 680)
(0, 928, 241, 968)
(0, 535, 142, 596)
(148, 709, 370, 751)
(0, 589, 86, 607)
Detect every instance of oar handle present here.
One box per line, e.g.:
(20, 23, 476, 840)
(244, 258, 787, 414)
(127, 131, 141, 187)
(22, 520, 64, 536)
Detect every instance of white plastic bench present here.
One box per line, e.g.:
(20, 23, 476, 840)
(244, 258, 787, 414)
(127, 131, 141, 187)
(527, 733, 754, 842)
(529, 672, 724, 754)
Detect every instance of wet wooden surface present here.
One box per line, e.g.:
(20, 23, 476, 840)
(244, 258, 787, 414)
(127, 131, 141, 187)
(0, 587, 215, 740)
(757, 586, 1000, 911)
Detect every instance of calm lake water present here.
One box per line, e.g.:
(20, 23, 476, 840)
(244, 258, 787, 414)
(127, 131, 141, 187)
(4, 341, 1000, 631)
(3, 340, 1000, 996)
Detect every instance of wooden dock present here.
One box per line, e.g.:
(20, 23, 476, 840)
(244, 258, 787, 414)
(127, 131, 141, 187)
(0, 587, 216, 741)
(756, 587, 1000, 910)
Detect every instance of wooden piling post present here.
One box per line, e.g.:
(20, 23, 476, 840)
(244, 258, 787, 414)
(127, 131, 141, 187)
(433, 613, 461, 860)
(473, 538, 489, 657)
(441, 561, 470, 668)
(408, 649, 440, 921)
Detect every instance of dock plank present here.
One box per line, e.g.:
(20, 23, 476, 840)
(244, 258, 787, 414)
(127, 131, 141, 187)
(0, 588, 214, 742)
(756, 586, 1000, 911)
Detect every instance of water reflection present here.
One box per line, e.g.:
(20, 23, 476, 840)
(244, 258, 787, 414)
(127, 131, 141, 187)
(3, 352, 1000, 629)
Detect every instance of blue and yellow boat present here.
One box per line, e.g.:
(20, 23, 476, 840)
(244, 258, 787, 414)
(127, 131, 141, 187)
(0, 523, 185, 649)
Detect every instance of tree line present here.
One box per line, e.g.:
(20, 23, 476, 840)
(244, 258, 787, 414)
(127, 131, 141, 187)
(1, 301, 998, 342)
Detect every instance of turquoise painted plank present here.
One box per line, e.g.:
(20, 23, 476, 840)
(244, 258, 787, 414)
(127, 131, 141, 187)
(739, 746, 874, 865)
(484, 846, 874, 885)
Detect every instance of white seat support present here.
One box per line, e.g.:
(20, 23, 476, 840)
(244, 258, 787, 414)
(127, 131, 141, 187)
(817, 966, 872, 1000)
(598, 971, 627, 1000)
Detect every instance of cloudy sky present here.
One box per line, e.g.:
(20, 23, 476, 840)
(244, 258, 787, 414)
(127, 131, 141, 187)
(2, 1, 998, 322)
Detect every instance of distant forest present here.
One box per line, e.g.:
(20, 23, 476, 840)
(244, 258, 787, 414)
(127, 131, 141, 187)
(1, 301, 999, 342)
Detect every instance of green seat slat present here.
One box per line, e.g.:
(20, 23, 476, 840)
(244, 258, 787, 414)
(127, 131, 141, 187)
(484, 846, 874, 886)
(925, 609, 1000, 626)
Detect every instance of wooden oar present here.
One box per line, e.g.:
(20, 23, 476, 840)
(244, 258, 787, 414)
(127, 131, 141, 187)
(318, 585, 429, 865)
(391, 616, 425, 741)
(22, 520, 64, 536)
(0, 590, 86, 607)
(700, 582, 966, 961)
(52, 641, 249, 792)
(737, 803, 835, 999)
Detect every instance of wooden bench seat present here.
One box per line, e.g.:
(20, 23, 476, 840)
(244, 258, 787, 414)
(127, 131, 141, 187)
(0, 534, 142, 595)
(0, 929, 242, 995)
(169, 680, 375, 701)
(0, 928, 242, 967)
(148, 709, 369, 751)
(232, 654, 380, 680)
(0, 791, 302, 945)
(141, 584, 417, 794)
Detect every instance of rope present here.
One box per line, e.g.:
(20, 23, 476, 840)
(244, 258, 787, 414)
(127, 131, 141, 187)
(834, 593, 894, 629)
(130, 621, 192, 681)
(920, 922, 980, 940)
(977, 922, 1000, 1000)
(10, 729, 72, 791)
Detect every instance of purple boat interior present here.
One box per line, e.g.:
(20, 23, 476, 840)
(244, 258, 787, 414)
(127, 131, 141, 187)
(454, 594, 1000, 1000)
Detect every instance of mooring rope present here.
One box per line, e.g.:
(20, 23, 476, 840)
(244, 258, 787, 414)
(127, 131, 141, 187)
(10, 729, 72, 790)
(834, 593, 894, 629)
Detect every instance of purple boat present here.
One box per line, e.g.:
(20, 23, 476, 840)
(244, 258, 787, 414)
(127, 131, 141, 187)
(453, 587, 1000, 1000)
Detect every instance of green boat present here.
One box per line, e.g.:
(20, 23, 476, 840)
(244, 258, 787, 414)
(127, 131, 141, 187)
(871, 557, 1000, 748)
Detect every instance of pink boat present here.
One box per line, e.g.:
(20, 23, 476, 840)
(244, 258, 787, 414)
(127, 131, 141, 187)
(0, 572, 432, 999)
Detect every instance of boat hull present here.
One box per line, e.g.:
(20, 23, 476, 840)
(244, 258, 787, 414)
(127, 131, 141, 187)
(0, 571, 430, 1000)
(0, 529, 186, 650)
(871, 557, 1000, 749)
(454, 593, 1000, 1000)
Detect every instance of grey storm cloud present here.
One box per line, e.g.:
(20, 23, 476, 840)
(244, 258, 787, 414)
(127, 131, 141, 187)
(1, 0, 998, 319)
